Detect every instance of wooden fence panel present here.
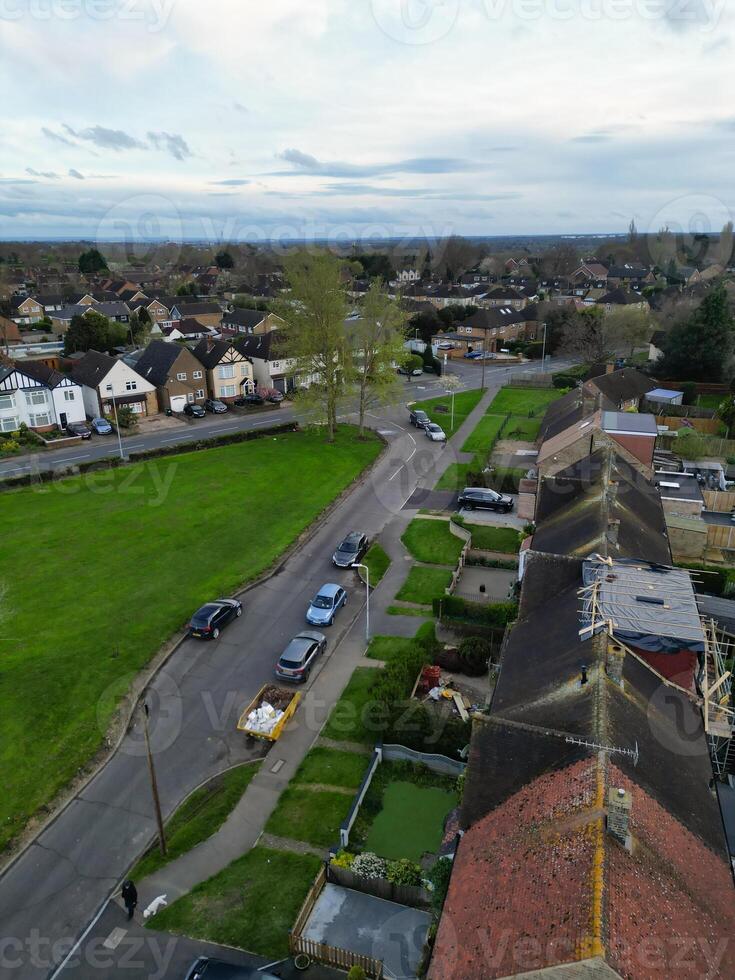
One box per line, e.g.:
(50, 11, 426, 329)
(327, 862, 431, 909)
(707, 524, 735, 551)
(704, 491, 735, 512)
(291, 865, 326, 937)
(290, 935, 384, 978)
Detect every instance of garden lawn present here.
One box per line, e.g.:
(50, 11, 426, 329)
(460, 413, 506, 454)
(466, 523, 521, 553)
(265, 787, 353, 847)
(322, 667, 378, 743)
(401, 518, 463, 565)
(0, 426, 382, 850)
(132, 762, 260, 881)
(417, 388, 483, 438)
(364, 782, 458, 862)
(148, 846, 320, 959)
(362, 542, 390, 586)
(487, 387, 562, 417)
(396, 566, 453, 605)
(434, 462, 472, 491)
(292, 747, 368, 790)
(698, 393, 725, 410)
(502, 416, 542, 441)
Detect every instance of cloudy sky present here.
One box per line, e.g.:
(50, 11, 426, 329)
(0, 0, 733, 242)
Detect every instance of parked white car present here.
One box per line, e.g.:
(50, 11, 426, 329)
(425, 422, 447, 442)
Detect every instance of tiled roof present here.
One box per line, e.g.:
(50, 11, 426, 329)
(585, 368, 656, 407)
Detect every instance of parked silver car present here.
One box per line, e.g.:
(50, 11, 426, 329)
(306, 583, 347, 626)
(275, 630, 327, 682)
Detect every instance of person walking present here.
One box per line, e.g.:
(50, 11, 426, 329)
(121, 880, 138, 920)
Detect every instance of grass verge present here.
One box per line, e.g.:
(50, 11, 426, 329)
(0, 425, 381, 850)
(265, 788, 353, 847)
(417, 388, 483, 437)
(387, 604, 432, 617)
(396, 566, 453, 605)
(292, 747, 368, 789)
(132, 762, 260, 881)
(434, 462, 471, 491)
(401, 518, 463, 565)
(321, 667, 378, 744)
(487, 386, 562, 417)
(148, 846, 320, 959)
(362, 541, 390, 586)
(460, 413, 506, 454)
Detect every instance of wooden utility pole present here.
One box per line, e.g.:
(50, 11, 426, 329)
(142, 702, 167, 855)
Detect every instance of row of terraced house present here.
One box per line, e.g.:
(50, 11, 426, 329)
(428, 368, 735, 979)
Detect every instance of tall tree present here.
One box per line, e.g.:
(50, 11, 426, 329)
(350, 280, 407, 437)
(63, 311, 114, 355)
(659, 286, 734, 381)
(559, 307, 617, 363)
(215, 250, 234, 270)
(78, 248, 108, 274)
(276, 252, 351, 442)
(606, 305, 653, 358)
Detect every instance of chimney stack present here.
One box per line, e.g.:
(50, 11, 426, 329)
(607, 787, 632, 846)
(606, 518, 621, 550)
(605, 637, 626, 686)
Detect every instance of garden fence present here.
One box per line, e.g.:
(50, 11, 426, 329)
(339, 747, 381, 848)
(327, 862, 431, 910)
(382, 742, 466, 776)
(290, 935, 384, 979)
(507, 373, 554, 388)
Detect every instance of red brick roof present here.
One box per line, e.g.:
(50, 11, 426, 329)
(429, 758, 735, 980)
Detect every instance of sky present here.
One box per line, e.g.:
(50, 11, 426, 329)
(0, 0, 734, 243)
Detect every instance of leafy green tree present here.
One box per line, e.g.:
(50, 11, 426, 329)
(659, 286, 734, 381)
(274, 252, 351, 443)
(176, 281, 198, 297)
(215, 250, 234, 270)
(351, 252, 394, 281)
(350, 280, 406, 437)
(716, 398, 735, 436)
(78, 248, 108, 274)
(63, 311, 113, 355)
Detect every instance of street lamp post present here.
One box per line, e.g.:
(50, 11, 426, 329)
(352, 563, 370, 642)
(106, 383, 124, 461)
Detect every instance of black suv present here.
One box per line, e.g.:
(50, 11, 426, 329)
(457, 487, 514, 513)
(184, 402, 206, 418)
(66, 420, 92, 439)
(409, 409, 430, 428)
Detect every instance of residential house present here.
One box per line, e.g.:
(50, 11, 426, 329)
(50, 302, 132, 335)
(162, 319, 219, 342)
(169, 301, 223, 328)
(440, 305, 539, 352)
(0, 361, 84, 432)
(482, 285, 528, 309)
(596, 288, 649, 314)
(234, 331, 303, 394)
(606, 264, 655, 288)
(128, 297, 172, 325)
(583, 366, 656, 410)
(10, 296, 45, 325)
(430, 551, 735, 979)
(192, 338, 254, 402)
(220, 308, 283, 337)
(131, 340, 207, 412)
(569, 260, 609, 283)
(394, 268, 421, 284)
(71, 349, 157, 417)
(0, 315, 22, 347)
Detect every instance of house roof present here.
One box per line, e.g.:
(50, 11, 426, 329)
(172, 301, 222, 317)
(192, 338, 243, 368)
(585, 368, 656, 407)
(222, 308, 267, 329)
(537, 410, 602, 464)
(16, 359, 71, 389)
(431, 553, 735, 980)
(132, 340, 185, 387)
(601, 410, 658, 436)
(533, 449, 671, 564)
(655, 471, 704, 503)
(697, 594, 735, 634)
(597, 287, 645, 306)
(70, 349, 117, 387)
(234, 330, 287, 361)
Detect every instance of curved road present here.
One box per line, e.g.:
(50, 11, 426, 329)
(0, 358, 573, 980)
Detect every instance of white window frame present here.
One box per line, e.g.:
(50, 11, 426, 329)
(220, 384, 236, 398)
(0, 393, 15, 411)
(187, 392, 195, 403)
(125, 380, 138, 392)
(26, 390, 49, 408)
(193, 370, 203, 380)
(63, 389, 75, 402)
(218, 364, 235, 380)
(176, 372, 187, 381)
(28, 411, 52, 427)
(196, 388, 205, 399)
(0, 415, 19, 433)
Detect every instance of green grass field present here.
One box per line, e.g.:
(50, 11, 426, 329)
(265, 787, 354, 847)
(416, 388, 483, 437)
(434, 462, 472, 491)
(465, 524, 521, 553)
(502, 416, 542, 441)
(487, 387, 562, 417)
(395, 566, 453, 605)
(362, 542, 390, 586)
(0, 426, 381, 850)
(132, 762, 260, 881)
(364, 781, 458, 862)
(149, 846, 320, 958)
(321, 667, 378, 743)
(292, 747, 368, 789)
(460, 413, 506, 454)
(401, 518, 464, 565)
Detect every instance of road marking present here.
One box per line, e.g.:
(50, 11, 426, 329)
(377, 429, 396, 436)
(388, 466, 403, 481)
(49, 896, 111, 980)
(270, 759, 285, 773)
(102, 927, 127, 950)
(252, 420, 272, 426)
(60, 454, 89, 462)
(126, 445, 145, 451)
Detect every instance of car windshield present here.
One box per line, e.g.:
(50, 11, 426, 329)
(192, 605, 217, 624)
(312, 595, 333, 609)
(428, 424, 441, 432)
(339, 540, 359, 553)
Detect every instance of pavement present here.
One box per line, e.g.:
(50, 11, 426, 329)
(0, 355, 574, 980)
(701, 510, 735, 527)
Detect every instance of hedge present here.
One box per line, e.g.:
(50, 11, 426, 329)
(675, 562, 735, 597)
(433, 595, 518, 627)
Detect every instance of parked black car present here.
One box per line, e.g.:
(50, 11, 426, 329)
(66, 421, 92, 439)
(184, 402, 206, 418)
(188, 598, 242, 639)
(205, 398, 228, 414)
(457, 487, 514, 513)
(185, 958, 279, 980)
(234, 392, 264, 407)
(332, 531, 369, 568)
(409, 409, 430, 428)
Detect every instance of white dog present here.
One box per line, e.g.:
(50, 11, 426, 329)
(142, 894, 168, 919)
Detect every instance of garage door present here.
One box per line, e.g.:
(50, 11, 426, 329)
(170, 394, 187, 413)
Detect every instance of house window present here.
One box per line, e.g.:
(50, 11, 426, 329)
(125, 380, 138, 391)
(218, 364, 235, 379)
(193, 370, 203, 379)
(240, 363, 249, 375)
(0, 416, 19, 432)
(196, 389, 205, 399)
(63, 390, 75, 402)
(26, 390, 49, 407)
(220, 384, 236, 397)
(176, 373, 187, 381)
(28, 411, 52, 427)
(0, 393, 15, 411)
(272, 361, 280, 369)
(187, 392, 195, 403)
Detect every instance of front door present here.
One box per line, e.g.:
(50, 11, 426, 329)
(59, 412, 67, 428)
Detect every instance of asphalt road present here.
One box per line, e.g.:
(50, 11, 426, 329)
(0, 356, 573, 980)
(701, 511, 735, 527)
